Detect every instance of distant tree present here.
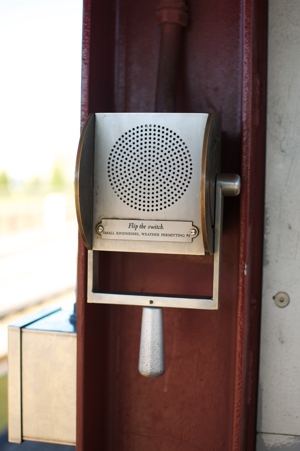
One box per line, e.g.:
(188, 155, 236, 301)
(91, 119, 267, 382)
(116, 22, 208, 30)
(50, 163, 66, 192)
(25, 176, 43, 195)
(0, 171, 10, 195)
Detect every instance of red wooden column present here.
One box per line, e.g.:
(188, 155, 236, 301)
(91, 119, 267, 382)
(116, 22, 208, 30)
(76, 1, 267, 450)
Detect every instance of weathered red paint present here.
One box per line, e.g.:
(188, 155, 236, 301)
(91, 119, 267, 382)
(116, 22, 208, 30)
(232, 1, 267, 449)
(76, 0, 267, 449)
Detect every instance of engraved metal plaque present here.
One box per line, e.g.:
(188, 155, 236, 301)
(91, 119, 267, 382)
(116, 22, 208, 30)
(98, 219, 198, 243)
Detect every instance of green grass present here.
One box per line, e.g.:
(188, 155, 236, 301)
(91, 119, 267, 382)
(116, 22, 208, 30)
(0, 374, 8, 433)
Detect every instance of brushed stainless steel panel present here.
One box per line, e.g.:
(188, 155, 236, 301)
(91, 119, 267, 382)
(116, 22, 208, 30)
(8, 307, 60, 444)
(22, 330, 76, 444)
(93, 113, 207, 255)
(8, 309, 76, 446)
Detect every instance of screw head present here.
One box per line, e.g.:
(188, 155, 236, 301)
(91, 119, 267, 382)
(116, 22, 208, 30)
(96, 224, 104, 235)
(190, 227, 198, 237)
(273, 292, 290, 308)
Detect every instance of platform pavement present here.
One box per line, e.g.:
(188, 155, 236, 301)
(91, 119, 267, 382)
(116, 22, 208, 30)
(0, 222, 78, 318)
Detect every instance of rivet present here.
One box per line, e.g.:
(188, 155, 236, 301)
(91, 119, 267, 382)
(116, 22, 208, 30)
(96, 224, 104, 235)
(190, 227, 198, 237)
(273, 292, 290, 308)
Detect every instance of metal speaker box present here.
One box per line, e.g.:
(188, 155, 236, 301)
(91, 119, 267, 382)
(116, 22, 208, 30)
(75, 113, 221, 256)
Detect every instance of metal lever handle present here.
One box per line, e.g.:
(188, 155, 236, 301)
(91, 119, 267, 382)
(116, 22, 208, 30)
(138, 307, 165, 378)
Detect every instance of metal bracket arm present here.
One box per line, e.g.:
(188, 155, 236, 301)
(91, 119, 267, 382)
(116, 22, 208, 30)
(87, 174, 240, 310)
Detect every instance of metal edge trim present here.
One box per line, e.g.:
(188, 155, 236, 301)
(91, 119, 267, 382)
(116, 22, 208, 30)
(212, 175, 224, 308)
(8, 327, 22, 443)
(88, 291, 217, 310)
(8, 307, 61, 329)
(22, 330, 76, 337)
(75, 113, 95, 249)
(201, 114, 215, 255)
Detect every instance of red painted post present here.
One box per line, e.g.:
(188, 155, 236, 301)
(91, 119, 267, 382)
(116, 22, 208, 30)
(76, 1, 267, 449)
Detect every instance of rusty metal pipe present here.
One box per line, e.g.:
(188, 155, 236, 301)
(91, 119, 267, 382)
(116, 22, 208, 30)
(155, 1, 188, 112)
(155, 23, 183, 112)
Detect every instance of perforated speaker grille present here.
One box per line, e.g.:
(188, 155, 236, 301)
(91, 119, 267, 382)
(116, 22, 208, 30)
(107, 124, 193, 212)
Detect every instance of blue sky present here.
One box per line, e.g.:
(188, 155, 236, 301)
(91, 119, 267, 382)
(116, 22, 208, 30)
(0, 0, 82, 181)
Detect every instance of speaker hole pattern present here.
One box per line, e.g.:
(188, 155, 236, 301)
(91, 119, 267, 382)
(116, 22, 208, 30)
(107, 124, 193, 212)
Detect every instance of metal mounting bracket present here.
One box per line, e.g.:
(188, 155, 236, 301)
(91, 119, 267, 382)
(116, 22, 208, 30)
(87, 173, 240, 310)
